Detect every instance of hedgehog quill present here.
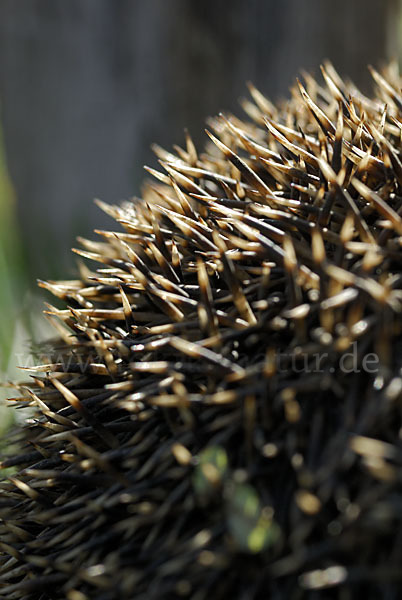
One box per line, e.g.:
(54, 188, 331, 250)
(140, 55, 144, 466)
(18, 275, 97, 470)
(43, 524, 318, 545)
(2, 62, 402, 599)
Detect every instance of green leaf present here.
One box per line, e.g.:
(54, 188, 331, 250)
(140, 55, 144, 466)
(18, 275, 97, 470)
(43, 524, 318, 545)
(193, 445, 228, 498)
(227, 482, 281, 554)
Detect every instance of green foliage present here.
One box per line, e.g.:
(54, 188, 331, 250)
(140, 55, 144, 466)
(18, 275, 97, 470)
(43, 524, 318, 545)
(0, 123, 26, 436)
(227, 482, 281, 553)
(0, 126, 24, 371)
(193, 445, 229, 499)
(193, 445, 281, 554)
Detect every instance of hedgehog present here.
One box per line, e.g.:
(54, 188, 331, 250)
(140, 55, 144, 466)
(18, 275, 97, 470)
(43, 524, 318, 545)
(2, 61, 402, 600)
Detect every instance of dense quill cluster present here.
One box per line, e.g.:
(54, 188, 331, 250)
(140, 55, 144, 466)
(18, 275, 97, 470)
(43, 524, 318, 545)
(3, 63, 402, 599)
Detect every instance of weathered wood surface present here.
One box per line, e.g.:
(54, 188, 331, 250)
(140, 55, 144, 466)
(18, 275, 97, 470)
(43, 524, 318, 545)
(0, 0, 399, 276)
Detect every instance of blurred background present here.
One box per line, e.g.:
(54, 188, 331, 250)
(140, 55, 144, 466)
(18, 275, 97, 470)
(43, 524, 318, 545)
(0, 0, 401, 417)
